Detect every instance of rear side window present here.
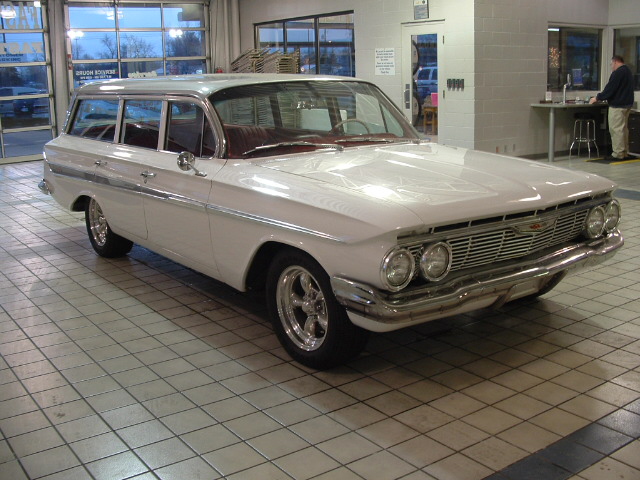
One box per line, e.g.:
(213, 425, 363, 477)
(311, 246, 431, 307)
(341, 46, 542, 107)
(68, 99, 119, 141)
(165, 101, 216, 157)
(122, 99, 162, 149)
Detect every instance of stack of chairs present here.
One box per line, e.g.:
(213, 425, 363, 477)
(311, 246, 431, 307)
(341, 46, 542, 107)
(231, 49, 300, 74)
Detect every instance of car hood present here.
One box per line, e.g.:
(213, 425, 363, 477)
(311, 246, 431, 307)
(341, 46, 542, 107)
(255, 142, 617, 228)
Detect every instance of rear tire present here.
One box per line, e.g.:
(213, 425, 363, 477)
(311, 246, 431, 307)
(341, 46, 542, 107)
(85, 197, 133, 258)
(266, 249, 369, 369)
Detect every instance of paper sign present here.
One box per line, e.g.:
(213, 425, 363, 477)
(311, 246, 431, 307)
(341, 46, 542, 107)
(414, 0, 429, 20)
(375, 48, 395, 75)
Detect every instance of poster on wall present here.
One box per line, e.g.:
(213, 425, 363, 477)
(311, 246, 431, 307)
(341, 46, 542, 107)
(414, 0, 429, 20)
(375, 48, 395, 75)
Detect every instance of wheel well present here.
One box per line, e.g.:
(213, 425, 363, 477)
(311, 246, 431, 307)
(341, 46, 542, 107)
(71, 195, 89, 212)
(245, 242, 309, 292)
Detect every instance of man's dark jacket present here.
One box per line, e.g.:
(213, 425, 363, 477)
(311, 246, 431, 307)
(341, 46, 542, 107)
(596, 64, 634, 107)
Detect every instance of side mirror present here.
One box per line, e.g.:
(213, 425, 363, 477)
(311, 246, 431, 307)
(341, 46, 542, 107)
(177, 151, 207, 177)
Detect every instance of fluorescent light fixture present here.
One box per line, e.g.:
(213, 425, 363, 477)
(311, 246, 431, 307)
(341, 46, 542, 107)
(548, 27, 560, 32)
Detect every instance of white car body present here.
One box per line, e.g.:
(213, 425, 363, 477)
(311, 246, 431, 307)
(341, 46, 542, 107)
(40, 74, 623, 368)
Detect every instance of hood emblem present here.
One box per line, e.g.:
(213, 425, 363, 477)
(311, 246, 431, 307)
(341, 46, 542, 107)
(513, 219, 556, 235)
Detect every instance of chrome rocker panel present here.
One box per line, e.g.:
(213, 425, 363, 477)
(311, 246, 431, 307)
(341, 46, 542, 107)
(332, 231, 624, 332)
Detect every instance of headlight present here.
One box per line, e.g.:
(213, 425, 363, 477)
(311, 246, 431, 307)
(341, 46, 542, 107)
(585, 206, 605, 238)
(381, 248, 415, 291)
(420, 242, 452, 281)
(604, 200, 621, 232)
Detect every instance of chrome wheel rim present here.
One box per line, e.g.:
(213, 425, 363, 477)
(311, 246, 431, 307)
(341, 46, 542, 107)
(88, 199, 108, 247)
(276, 266, 328, 351)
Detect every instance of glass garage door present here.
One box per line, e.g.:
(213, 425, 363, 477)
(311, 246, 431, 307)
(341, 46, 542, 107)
(66, 2, 209, 90)
(0, 1, 54, 163)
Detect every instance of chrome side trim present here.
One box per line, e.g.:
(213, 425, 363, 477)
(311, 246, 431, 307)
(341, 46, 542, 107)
(139, 186, 207, 212)
(48, 162, 205, 212)
(332, 231, 624, 331)
(49, 160, 339, 240)
(49, 162, 96, 183)
(206, 204, 345, 243)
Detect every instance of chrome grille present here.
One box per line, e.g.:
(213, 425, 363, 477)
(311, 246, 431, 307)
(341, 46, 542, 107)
(408, 209, 589, 273)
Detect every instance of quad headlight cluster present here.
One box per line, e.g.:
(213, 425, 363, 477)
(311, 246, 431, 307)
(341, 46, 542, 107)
(584, 200, 621, 239)
(381, 241, 452, 291)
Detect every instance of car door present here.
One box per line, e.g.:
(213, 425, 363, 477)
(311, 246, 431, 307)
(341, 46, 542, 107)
(95, 97, 161, 241)
(138, 99, 223, 272)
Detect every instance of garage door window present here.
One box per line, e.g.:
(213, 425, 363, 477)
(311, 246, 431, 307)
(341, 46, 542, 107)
(0, 1, 54, 163)
(67, 2, 209, 89)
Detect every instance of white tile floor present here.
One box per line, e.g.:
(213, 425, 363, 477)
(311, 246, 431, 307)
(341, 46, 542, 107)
(0, 157, 639, 480)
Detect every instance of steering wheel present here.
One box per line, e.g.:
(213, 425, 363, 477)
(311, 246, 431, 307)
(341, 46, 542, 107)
(330, 118, 371, 134)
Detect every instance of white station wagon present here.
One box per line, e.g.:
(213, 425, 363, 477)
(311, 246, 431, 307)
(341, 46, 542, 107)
(40, 74, 623, 368)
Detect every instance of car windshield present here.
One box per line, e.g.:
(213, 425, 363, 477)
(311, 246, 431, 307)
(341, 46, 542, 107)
(209, 80, 419, 159)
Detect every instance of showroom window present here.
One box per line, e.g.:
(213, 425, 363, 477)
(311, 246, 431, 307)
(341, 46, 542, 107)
(256, 12, 355, 77)
(0, 1, 54, 163)
(66, 1, 209, 89)
(547, 26, 601, 91)
(614, 27, 640, 90)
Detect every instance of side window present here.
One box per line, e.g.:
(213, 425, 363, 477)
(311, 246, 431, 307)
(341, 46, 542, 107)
(165, 101, 216, 157)
(68, 98, 119, 141)
(122, 99, 162, 149)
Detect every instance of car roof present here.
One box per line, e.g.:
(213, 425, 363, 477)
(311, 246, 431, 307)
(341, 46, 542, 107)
(75, 73, 361, 99)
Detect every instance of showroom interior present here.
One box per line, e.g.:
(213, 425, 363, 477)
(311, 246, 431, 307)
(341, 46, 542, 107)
(1, 0, 640, 479)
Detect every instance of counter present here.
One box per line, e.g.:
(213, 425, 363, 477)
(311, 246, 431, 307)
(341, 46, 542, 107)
(531, 102, 608, 162)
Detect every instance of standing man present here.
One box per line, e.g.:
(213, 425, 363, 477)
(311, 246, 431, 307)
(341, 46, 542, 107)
(589, 55, 634, 160)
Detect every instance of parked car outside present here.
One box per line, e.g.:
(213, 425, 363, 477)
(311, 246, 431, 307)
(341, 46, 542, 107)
(39, 74, 623, 368)
(0, 86, 48, 116)
(414, 64, 437, 104)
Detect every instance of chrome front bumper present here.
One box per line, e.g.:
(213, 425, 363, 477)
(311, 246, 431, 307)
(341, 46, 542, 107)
(331, 231, 624, 332)
(38, 179, 51, 195)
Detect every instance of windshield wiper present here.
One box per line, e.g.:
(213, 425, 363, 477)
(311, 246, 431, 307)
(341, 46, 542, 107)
(242, 141, 343, 157)
(334, 137, 396, 144)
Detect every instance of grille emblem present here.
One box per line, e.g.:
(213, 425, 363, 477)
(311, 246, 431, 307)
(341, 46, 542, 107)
(513, 219, 556, 234)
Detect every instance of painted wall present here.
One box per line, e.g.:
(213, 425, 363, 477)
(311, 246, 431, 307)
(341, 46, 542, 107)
(473, 0, 609, 156)
(238, 0, 640, 157)
(238, 0, 475, 148)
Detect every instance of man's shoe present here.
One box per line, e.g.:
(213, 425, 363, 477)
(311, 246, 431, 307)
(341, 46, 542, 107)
(622, 155, 637, 161)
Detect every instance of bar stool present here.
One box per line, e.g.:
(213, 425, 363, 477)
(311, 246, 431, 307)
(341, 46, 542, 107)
(569, 113, 599, 158)
(422, 105, 438, 134)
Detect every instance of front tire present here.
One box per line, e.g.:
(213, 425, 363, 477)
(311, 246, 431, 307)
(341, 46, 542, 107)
(85, 197, 133, 258)
(266, 250, 369, 369)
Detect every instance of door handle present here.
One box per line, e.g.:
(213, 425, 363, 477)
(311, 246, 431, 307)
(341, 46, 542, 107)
(140, 171, 156, 183)
(94, 160, 107, 166)
(404, 83, 410, 108)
